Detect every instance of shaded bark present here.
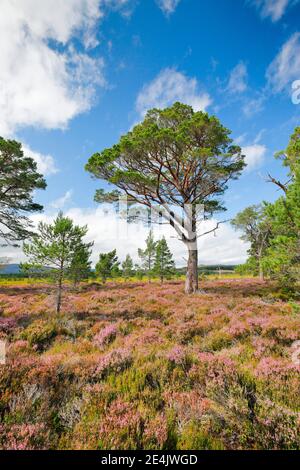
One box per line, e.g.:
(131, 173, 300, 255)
(185, 243, 198, 294)
(56, 260, 64, 315)
(56, 275, 62, 315)
(258, 245, 264, 281)
(259, 258, 264, 281)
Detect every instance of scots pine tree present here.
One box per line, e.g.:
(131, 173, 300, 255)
(231, 205, 271, 280)
(95, 250, 120, 283)
(86, 103, 245, 293)
(0, 137, 46, 244)
(122, 254, 134, 279)
(23, 212, 90, 313)
(262, 127, 300, 294)
(138, 230, 157, 282)
(153, 237, 175, 283)
(68, 240, 93, 288)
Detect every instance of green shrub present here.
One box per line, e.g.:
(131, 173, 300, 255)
(20, 320, 58, 350)
(178, 422, 224, 450)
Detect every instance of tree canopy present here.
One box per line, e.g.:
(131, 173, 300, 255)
(122, 254, 134, 279)
(235, 126, 300, 295)
(95, 250, 120, 283)
(0, 137, 46, 243)
(68, 239, 93, 287)
(231, 204, 271, 280)
(262, 143, 300, 293)
(23, 212, 90, 313)
(153, 237, 175, 283)
(138, 230, 157, 282)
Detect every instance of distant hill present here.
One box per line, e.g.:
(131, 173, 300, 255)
(0, 263, 237, 277)
(0, 264, 20, 274)
(175, 264, 237, 274)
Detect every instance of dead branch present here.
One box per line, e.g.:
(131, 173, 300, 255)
(197, 220, 229, 238)
(266, 173, 289, 193)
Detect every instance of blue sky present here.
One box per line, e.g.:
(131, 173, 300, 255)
(1, 0, 300, 265)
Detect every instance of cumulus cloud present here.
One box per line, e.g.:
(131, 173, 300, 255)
(250, 0, 295, 22)
(50, 190, 73, 209)
(0, 0, 129, 136)
(266, 32, 300, 93)
(23, 145, 58, 176)
(242, 144, 267, 171)
(136, 68, 212, 117)
(156, 0, 181, 15)
(2, 206, 248, 266)
(227, 62, 248, 94)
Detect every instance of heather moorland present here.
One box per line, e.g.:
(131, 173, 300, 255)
(0, 278, 299, 450)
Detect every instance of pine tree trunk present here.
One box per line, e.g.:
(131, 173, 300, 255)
(259, 259, 264, 281)
(56, 271, 63, 315)
(258, 250, 264, 281)
(148, 257, 151, 283)
(185, 244, 199, 294)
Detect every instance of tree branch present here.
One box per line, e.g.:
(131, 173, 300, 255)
(266, 173, 289, 194)
(197, 219, 229, 238)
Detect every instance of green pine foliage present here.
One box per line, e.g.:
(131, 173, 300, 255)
(138, 230, 157, 282)
(68, 240, 93, 287)
(122, 254, 134, 279)
(0, 137, 46, 243)
(153, 237, 175, 283)
(95, 250, 120, 283)
(234, 127, 300, 297)
(23, 212, 90, 313)
(231, 204, 272, 280)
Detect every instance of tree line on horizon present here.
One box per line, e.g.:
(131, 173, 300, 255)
(21, 214, 176, 313)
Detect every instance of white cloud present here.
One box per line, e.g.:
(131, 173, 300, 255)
(156, 0, 181, 15)
(136, 68, 212, 117)
(250, 0, 294, 21)
(235, 134, 247, 145)
(2, 207, 248, 266)
(253, 128, 266, 144)
(242, 144, 267, 171)
(50, 190, 73, 209)
(242, 95, 265, 117)
(227, 62, 248, 94)
(23, 145, 58, 176)
(0, 0, 131, 136)
(266, 32, 300, 93)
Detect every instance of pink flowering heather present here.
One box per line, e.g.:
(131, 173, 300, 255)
(251, 337, 277, 359)
(224, 320, 250, 338)
(0, 423, 49, 450)
(94, 324, 118, 348)
(165, 345, 187, 366)
(255, 357, 300, 379)
(0, 278, 299, 449)
(164, 390, 212, 426)
(94, 348, 133, 378)
(98, 399, 143, 449)
(144, 414, 169, 448)
(0, 317, 17, 333)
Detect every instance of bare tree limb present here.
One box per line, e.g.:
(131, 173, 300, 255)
(197, 220, 229, 238)
(266, 173, 290, 194)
